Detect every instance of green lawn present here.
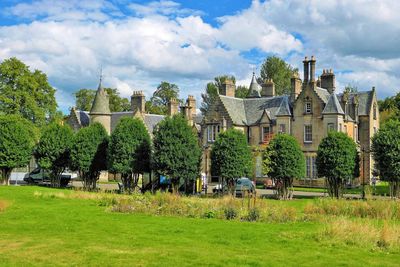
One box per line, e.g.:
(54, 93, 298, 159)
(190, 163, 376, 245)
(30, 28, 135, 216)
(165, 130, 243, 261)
(0, 186, 399, 266)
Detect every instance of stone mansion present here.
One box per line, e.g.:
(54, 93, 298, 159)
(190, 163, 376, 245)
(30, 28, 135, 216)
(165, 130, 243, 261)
(67, 56, 379, 186)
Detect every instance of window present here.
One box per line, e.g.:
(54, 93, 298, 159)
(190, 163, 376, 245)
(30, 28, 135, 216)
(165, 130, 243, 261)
(304, 125, 312, 143)
(327, 123, 334, 133)
(279, 124, 286, 134)
(306, 156, 317, 179)
(344, 124, 347, 134)
(305, 102, 312, 114)
(262, 126, 271, 142)
(207, 124, 220, 142)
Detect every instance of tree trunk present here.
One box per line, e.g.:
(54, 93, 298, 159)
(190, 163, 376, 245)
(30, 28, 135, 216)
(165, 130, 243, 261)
(1, 168, 12, 186)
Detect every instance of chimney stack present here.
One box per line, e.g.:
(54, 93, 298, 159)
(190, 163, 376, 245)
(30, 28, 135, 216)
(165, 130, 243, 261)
(320, 69, 336, 94)
(291, 72, 302, 101)
(186, 95, 196, 120)
(168, 98, 179, 116)
(261, 79, 275, 97)
(310, 56, 316, 83)
(131, 91, 145, 116)
(303, 56, 309, 84)
(219, 79, 235, 97)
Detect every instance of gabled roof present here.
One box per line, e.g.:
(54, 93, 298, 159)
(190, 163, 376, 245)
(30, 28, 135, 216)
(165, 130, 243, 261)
(218, 95, 291, 126)
(110, 112, 165, 134)
(275, 97, 291, 116)
(315, 87, 331, 103)
(90, 81, 111, 114)
(323, 93, 345, 115)
(337, 91, 374, 116)
(72, 109, 90, 126)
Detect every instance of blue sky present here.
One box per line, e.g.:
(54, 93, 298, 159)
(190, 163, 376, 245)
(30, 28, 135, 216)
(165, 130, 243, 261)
(0, 0, 399, 113)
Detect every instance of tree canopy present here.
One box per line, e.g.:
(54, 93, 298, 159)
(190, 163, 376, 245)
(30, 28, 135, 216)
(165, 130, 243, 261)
(71, 122, 108, 190)
(146, 81, 180, 115)
(372, 120, 400, 198)
(211, 128, 253, 194)
(259, 56, 297, 96)
(0, 115, 36, 185)
(74, 88, 130, 112)
(34, 123, 74, 187)
(153, 115, 201, 194)
(0, 57, 57, 125)
(378, 92, 400, 126)
(264, 134, 305, 199)
(316, 131, 358, 198)
(108, 117, 151, 192)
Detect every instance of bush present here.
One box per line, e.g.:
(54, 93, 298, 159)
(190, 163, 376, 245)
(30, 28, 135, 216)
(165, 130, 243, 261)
(246, 208, 260, 222)
(224, 207, 238, 220)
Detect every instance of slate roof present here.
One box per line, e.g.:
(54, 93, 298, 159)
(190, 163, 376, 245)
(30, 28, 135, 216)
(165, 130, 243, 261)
(315, 87, 331, 103)
(219, 95, 291, 126)
(275, 97, 292, 116)
(248, 72, 261, 98)
(73, 110, 90, 126)
(109, 112, 166, 134)
(90, 82, 111, 114)
(322, 93, 345, 115)
(337, 91, 374, 116)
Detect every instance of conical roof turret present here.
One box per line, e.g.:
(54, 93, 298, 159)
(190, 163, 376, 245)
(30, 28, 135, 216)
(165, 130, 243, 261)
(248, 72, 261, 98)
(90, 77, 111, 114)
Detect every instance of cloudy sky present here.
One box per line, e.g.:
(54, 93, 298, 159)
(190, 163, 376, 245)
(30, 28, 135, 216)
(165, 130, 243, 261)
(0, 0, 399, 113)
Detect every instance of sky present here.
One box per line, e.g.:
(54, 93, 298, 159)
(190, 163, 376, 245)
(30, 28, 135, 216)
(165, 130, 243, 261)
(0, 0, 399, 113)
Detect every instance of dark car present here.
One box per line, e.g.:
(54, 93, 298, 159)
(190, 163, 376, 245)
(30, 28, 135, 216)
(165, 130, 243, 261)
(235, 177, 256, 197)
(23, 167, 74, 187)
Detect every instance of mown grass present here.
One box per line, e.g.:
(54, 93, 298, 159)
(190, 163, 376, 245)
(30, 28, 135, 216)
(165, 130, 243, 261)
(0, 186, 400, 266)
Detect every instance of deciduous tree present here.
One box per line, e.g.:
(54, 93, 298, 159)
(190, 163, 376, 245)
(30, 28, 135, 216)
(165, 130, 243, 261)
(153, 115, 201, 194)
(263, 134, 305, 199)
(372, 120, 400, 198)
(74, 88, 130, 112)
(211, 128, 253, 195)
(0, 115, 36, 185)
(316, 131, 358, 198)
(108, 117, 151, 192)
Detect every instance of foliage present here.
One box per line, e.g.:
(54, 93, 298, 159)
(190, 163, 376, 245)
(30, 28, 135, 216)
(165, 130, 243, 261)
(235, 85, 249, 98)
(211, 128, 253, 194)
(108, 117, 151, 192)
(344, 84, 358, 93)
(377, 92, 400, 126)
(152, 115, 201, 194)
(70, 123, 108, 190)
(0, 57, 57, 126)
(316, 131, 358, 198)
(34, 123, 74, 187)
(0, 115, 36, 185)
(371, 120, 400, 198)
(146, 81, 180, 115)
(264, 134, 305, 199)
(259, 56, 297, 96)
(74, 88, 130, 112)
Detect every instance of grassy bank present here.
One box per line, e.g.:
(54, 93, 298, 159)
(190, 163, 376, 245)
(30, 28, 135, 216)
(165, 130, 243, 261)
(0, 186, 399, 266)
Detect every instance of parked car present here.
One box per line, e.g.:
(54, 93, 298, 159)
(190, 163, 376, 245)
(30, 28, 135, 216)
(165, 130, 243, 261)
(235, 177, 256, 197)
(23, 167, 77, 187)
(212, 182, 227, 194)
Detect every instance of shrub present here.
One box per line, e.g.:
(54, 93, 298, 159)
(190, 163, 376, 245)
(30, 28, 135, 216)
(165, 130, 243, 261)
(246, 208, 260, 222)
(224, 207, 238, 220)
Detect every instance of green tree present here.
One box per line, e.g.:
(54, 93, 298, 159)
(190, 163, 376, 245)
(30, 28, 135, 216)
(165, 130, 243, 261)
(263, 134, 305, 199)
(0, 115, 36, 185)
(74, 88, 130, 112)
(316, 131, 358, 198)
(235, 85, 249, 98)
(146, 81, 180, 115)
(108, 117, 151, 192)
(34, 123, 74, 187)
(259, 56, 297, 96)
(372, 120, 400, 198)
(153, 115, 201, 194)
(0, 57, 57, 125)
(70, 123, 108, 190)
(211, 128, 253, 195)
(378, 92, 400, 126)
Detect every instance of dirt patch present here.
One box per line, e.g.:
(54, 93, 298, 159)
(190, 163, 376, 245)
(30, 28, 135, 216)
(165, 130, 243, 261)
(0, 200, 9, 212)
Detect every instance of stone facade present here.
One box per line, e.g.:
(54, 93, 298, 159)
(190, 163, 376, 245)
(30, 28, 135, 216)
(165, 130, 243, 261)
(201, 56, 379, 186)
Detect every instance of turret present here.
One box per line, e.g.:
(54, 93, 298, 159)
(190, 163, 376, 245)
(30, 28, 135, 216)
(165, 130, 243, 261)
(89, 77, 111, 134)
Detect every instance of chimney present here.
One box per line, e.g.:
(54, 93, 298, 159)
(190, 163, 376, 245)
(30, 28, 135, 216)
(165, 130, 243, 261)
(131, 91, 145, 116)
(186, 95, 196, 120)
(310, 55, 316, 83)
(291, 72, 302, 101)
(168, 98, 179, 116)
(320, 69, 336, 94)
(303, 56, 309, 84)
(261, 79, 275, 97)
(219, 79, 235, 97)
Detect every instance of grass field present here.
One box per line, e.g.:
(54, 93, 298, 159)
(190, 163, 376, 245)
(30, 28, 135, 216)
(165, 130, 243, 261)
(0, 186, 399, 266)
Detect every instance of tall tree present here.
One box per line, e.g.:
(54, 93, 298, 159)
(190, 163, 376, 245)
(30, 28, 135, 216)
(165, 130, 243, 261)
(372, 120, 400, 198)
(0, 57, 57, 125)
(378, 92, 400, 126)
(146, 81, 180, 115)
(70, 122, 108, 191)
(263, 134, 305, 200)
(153, 115, 201, 194)
(0, 115, 36, 185)
(259, 56, 297, 96)
(74, 88, 130, 112)
(108, 117, 151, 193)
(211, 128, 253, 195)
(235, 85, 249, 98)
(34, 123, 74, 187)
(316, 131, 358, 198)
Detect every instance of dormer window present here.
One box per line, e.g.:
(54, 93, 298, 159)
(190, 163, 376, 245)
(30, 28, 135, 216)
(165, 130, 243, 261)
(305, 101, 312, 114)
